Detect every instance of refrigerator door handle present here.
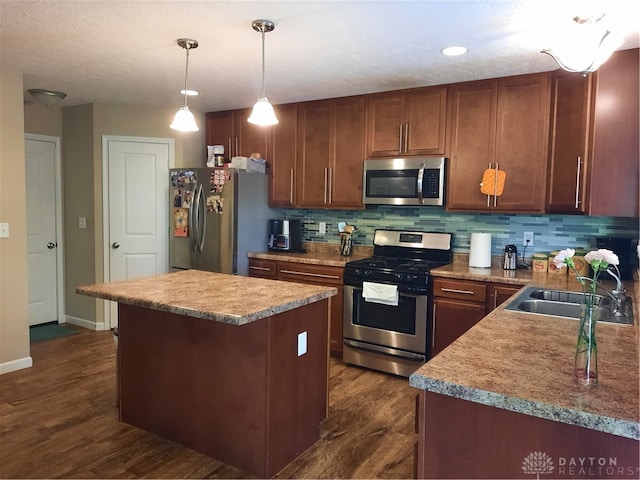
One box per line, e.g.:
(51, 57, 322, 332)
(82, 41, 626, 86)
(197, 183, 206, 253)
(188, 184, 199, 253)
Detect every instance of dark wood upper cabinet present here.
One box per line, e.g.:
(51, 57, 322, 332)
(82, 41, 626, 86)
(547, 48, 639, 217)
(205, 109, 268, 162)
(588, 48, 639, 217)
(267, 103, 298, 207)
(446, 73, 550, 213)
(366, 86, 447, 158)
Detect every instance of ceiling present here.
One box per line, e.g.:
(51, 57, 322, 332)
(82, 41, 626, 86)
(2, 0, 639, 113)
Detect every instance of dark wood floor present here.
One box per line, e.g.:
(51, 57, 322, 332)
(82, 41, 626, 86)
(0, 325, 416, 479)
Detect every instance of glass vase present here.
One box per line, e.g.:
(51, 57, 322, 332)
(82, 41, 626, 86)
(574, 303, 597, 386)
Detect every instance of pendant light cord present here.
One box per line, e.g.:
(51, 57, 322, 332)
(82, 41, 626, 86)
(183, 46, 190, 107)
(260, 28, 266, 98)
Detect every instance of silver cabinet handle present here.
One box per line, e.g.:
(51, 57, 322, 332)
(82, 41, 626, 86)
(440, 288, 475, 295)
(228, 138, 232, 161)
(323, 168, 327, 204)
(249, 266, 271, 271)
(328, 167, 332, 204)
(574, 156, 582, 208)
(47, 242, 56, 249)
(289, 169, 294, 205)
(485, 162, 492, 207)
(235, 137, 239, 159)
(398, 124, 403, 152)
(404, 123, 409, 153)
(279, 269, 340, 280)
(112, 242, 120, 249)
(493, 162, 499, 207)
(431, 303, 437, 349)
(493, 291, 498, 311)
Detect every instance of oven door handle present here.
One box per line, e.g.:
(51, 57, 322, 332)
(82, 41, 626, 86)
(343, 339, 426, 362)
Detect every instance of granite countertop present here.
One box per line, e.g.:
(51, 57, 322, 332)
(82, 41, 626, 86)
(76, 269, 337, 326)
(411, 262, 640, 440)
(248, 242, 373, 267)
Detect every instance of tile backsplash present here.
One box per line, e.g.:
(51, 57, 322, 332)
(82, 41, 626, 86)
(276, 206, 639, 258)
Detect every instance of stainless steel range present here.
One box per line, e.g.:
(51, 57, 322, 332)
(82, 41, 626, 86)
(343, 229, 453, 377)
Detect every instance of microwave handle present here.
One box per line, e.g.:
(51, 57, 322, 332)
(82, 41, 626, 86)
(416, 162, 425, 204)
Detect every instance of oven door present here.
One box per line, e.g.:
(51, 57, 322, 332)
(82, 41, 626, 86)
(343, 284, 428, 354)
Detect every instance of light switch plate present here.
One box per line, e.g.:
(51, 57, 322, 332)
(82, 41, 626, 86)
(319, 222, 326, 235)
(0, 223, 9, 238)
(79, 217, 87, 229)
(297, 331, 307, 356)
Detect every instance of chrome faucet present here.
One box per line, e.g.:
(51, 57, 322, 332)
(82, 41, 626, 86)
(605, 265, 629, 318)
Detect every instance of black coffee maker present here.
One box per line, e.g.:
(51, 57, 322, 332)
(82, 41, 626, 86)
(503, 244, 518, 270)
(596, 236, 637, 280)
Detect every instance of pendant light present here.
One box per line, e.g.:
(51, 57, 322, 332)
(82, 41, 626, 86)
(248, 19, 279, 126)
(541, 15, 623, 76)
(170, 38, 199, 132)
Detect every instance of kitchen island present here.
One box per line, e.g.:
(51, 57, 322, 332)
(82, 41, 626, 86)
(77, 269, 337, 478)
(411, 264, 639, 479)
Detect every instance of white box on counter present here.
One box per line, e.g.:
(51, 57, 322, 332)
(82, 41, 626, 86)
(230, 156, 266, 174)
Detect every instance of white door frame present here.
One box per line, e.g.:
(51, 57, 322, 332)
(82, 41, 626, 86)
(101, 135, 175, 330)
(25, 133, 65, 325)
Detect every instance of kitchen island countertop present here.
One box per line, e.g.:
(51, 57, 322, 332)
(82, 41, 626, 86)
(76, 269, 336, 325)
(411, 263, 640, 440)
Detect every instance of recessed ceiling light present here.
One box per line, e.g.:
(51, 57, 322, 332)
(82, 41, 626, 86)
(180, 89, 199, 96)
(441, 46, 468, 56)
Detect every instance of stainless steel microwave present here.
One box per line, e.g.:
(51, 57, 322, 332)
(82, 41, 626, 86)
(362, 157, 446, 206)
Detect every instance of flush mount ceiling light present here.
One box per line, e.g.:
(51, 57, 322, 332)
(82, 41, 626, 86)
(248, 19, 279, 126)
(170, 38, 199, 132)
(441, 46, 468, 56)
(541, 14, 623, 75)
(28, 89, 67, 107)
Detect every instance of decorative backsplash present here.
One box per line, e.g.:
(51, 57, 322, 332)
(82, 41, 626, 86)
(276, 206, 639, 258)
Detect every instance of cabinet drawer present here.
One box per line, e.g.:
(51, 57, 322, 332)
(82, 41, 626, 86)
(432, 278, 486, 303)
(248, 258, 277, 279)
(277, 262, 343, 286)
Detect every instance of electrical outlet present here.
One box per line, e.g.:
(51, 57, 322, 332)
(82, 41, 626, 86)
(523, 231, 534, 247)
(0, 223, 9, 238)
(319, 222, 326, 235)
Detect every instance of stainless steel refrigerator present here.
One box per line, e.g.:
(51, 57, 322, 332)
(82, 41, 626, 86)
(169, 167, 277, 275)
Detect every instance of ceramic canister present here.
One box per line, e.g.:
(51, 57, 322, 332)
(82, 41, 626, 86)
(531, 253, 548, 273)
(572, 248, 591, 277)
(547, 251, 567, 274)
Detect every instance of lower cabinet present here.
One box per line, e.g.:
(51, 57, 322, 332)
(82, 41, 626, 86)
(431, 278, 522, 357)
(249, 258, 344, 357)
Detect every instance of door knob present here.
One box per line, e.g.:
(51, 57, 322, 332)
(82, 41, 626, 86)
(112, 242, 120, 249)
(47, 242, 56, 249)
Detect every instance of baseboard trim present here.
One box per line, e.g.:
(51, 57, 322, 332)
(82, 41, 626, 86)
(65, 315, 107, 331)
(0, 356, 33, 375)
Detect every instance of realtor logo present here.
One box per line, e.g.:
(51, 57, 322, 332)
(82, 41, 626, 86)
(522, 451, 555, 479)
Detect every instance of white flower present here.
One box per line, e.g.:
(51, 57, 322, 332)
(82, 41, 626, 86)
(584, 249, 619, 266)
(553, 248, 575, 269)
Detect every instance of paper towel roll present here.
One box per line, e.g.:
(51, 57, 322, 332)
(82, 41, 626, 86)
(469, 232, 492, 268)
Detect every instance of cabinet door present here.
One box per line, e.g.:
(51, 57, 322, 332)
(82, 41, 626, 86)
(588, 48, 639, 217)
(431, 298, 486, 357)
(248, 258, 277, 279)
(206, 111, 234, 162)
(405, 87, 447, 155)
(330, 96, 365, 209)
(487, 284, 521, 312)
(297, 100, 332, 207)
(446, 80, 498, 210)
(493, 73, 550, 212)
(268, 103, 298, 207)
(366, 93, 405, 157)
(547, 71, 592, 214)
(234, 108, 269, 159)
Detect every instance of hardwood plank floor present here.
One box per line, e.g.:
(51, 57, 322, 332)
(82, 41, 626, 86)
(0, 326, 416, 479)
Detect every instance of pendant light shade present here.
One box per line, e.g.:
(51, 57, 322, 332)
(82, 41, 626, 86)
(171, 38, 199, 132)
(248, 20, 278, 126)
(541, 15, 623, 75)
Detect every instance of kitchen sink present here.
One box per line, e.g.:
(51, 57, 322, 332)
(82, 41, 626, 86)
(505, 286, 633, 325)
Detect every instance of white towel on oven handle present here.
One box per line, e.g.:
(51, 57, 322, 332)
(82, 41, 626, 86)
(362, 281, 399, 306)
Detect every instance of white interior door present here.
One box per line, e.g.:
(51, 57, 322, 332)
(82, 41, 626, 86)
(25, 135, 63, 326)
(104, 137, 173, 328)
